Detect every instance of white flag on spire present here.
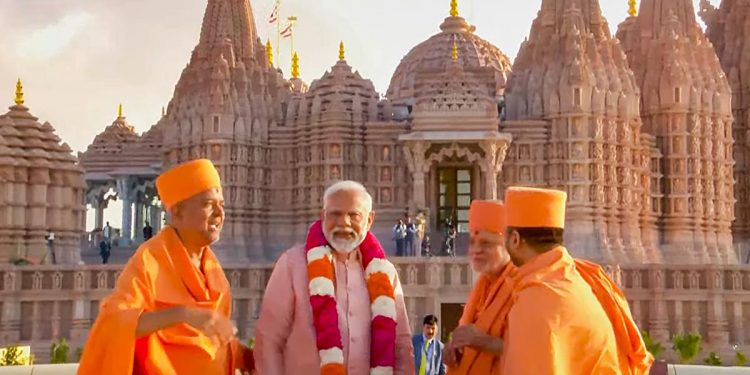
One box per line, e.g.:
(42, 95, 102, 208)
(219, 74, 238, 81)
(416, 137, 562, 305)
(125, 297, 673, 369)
(268, 1, 279, 24)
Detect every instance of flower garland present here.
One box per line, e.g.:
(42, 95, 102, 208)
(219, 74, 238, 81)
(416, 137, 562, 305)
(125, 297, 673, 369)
(305, 220, 398, 375)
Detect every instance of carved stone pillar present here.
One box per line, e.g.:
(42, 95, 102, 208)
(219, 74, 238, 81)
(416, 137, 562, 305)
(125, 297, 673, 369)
(403, 141, 428, 212)
(95, 200, 104, 230)
(648, 267, 670, 343)
(117, 178, 133, 246)
(706, 268, 730, 346)
(134, 200, 144, 243)
(0, 270, 21, 343)
(479, 139, 511, 200)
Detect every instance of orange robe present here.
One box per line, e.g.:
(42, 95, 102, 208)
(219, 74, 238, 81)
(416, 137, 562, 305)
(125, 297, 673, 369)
(77, 227, 246, 375)
(448, 263, 515, 375)
(501, 246, 621, 375)
(451, 249, 652, 375)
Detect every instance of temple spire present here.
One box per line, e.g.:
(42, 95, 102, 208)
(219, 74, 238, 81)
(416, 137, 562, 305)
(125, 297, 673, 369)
(451, 38, 458, 61)
(291, 52, 300, 79)
(266, 39, 273, 67)
(339, 41, 345, 61)
(14, 78, 24, 106)
(628, 0, 637, 17)
(450, 0, 459, 17)
(118, 103, 123, 118)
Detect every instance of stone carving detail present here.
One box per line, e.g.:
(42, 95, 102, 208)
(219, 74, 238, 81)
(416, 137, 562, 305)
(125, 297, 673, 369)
(74, 272, 85, 290)
(689, 271, 700, 290)
(450, 264, 462, 286)
(250, 271, 261, 290)
(52, 272, 63, 290)
(230, 271, 241, 288)
(96, 272, 108, 289)
(4, 272, 15, 292)
(32, 272, 43, 290)
(406, 265, 418, 285)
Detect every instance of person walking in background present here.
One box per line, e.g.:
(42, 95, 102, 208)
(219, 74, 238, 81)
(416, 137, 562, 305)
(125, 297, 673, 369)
(394, 219, 407, 256)
(143, 221, 154, 241)
(412, 315, 445, 375)
(405, 216, 417, 256)
(99, 239, 110, 264)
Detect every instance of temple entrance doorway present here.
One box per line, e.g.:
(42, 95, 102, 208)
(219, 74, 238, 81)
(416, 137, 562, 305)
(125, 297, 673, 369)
(440, 302, 465, 343)
(433, 165, 475, 255)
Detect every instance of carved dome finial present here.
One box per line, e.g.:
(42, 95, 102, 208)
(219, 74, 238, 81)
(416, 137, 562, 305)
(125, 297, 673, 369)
(14, 78, 24, 106)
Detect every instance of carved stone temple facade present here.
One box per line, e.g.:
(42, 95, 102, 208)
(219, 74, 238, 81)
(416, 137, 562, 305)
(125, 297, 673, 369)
(700, 0, 750, 256)
(0, 81, 86, 265)
(69, 0, 747, 265)
(4, 0, 750, 365)
(2, 261, 750, 363)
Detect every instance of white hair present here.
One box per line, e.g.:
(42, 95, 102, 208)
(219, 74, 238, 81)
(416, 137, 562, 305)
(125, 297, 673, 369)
(323, 180, 373, 213)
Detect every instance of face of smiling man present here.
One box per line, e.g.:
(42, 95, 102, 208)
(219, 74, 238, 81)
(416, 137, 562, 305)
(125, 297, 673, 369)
(321, 188, 374, 254)
(170, 187, 225, 248)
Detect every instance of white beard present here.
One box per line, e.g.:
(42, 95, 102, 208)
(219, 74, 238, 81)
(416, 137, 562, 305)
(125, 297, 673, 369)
(324, 226, 367, 254)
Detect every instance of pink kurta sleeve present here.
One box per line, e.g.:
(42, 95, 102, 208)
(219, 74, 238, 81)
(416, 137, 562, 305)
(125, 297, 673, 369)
(393, 272, 415, 375)
(255, 250, 296, 375)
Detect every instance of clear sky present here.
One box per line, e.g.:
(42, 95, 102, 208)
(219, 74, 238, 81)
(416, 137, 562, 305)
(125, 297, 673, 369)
(2, 0, 720, 155)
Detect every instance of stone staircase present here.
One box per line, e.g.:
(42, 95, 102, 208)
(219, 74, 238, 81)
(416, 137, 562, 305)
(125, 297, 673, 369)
(80, 245, 138, 265)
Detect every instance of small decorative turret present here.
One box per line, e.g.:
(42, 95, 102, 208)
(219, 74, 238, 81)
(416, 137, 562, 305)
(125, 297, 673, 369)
(291, 52, 300, 79)
(14, 78, 24, 106)
(266, 39, 273, 67)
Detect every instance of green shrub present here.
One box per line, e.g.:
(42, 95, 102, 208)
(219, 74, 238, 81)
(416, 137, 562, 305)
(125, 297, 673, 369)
(50, 337, 70, 364)
(735, 349, 748, 366)
(641, 330, 665, 359)
(704, 351, 722, 366)
(671, 332, 702, 364)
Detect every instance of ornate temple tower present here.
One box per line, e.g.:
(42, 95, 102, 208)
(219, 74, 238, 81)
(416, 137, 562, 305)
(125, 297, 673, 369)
(0, 81, 86, 264)
(504, 0, 653, 263)
(388, 1, 512, 240)
(267, 45, 406, 253)
(618, 0, 736, 265)
(701, 0, 750, 254)
(159, 0, 288, 260)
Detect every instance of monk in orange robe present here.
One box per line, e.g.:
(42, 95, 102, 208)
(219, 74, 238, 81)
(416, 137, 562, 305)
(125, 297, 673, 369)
(77, 159, 253, 375)
(444, 200, 514, 375)
(500, 187, 653, 375)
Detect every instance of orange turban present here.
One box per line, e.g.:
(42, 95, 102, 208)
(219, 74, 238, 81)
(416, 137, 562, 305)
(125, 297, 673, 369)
(468, 200, 505, 234)
(156, 159, 222, 209)
(505, 187, 566, 229)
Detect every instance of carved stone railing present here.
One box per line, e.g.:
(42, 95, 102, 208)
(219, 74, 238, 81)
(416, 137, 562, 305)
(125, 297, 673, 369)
(1, 260, 749, 363)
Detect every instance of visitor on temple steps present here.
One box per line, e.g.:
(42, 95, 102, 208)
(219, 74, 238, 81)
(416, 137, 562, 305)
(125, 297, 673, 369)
(412, 314, 446, 375)
(445, 196, 653, 374)
(77, 159, 254, 375)
(255, 180, 414, 374)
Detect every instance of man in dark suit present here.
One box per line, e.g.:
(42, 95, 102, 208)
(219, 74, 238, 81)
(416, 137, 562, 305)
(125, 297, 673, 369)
(412, 314, 446, 375)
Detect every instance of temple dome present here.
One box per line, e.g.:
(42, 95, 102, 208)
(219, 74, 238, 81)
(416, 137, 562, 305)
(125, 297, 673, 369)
(386, 14, 512, 107)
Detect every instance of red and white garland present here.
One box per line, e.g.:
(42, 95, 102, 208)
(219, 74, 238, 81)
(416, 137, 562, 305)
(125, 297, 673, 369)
(305, 220, 398, 375)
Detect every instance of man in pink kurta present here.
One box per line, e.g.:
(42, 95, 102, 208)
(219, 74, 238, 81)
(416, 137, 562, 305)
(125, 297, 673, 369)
(256, 181, 414, 375)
